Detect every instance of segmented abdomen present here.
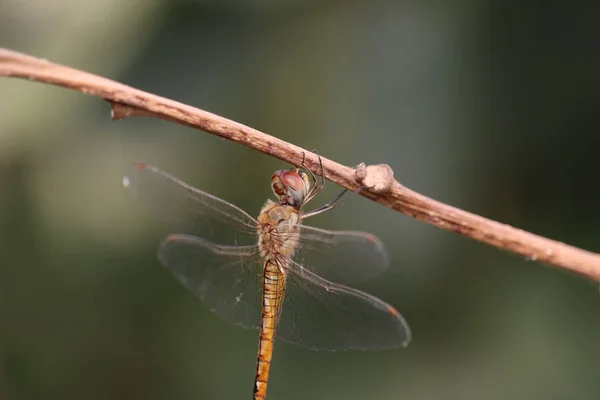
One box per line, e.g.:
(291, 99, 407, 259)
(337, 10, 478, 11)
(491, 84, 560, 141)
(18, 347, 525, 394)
(253, 260, 286, 400)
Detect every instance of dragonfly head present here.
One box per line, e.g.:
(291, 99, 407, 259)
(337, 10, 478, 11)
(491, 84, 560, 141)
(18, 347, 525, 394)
(271, 168, 311, 207)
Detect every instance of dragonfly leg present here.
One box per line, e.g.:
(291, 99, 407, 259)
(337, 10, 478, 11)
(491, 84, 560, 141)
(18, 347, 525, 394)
(300, 150, 325, 204)
(301, 188, 349, 219)
(300, 150, 324, 184)
(301, 184, 367, 219)
(311, 150, 325, 187)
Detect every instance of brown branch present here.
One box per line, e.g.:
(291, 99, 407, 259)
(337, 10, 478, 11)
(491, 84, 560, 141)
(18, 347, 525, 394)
(2, 47, 599, 282)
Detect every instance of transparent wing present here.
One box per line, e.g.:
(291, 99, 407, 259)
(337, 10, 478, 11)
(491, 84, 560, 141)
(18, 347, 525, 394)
(276, 259, 411, 351)
(123, 163, 258, 246)
(291, 226, 389, 285)
(158, 234, 263, 329)
(157, 234, 410, 350)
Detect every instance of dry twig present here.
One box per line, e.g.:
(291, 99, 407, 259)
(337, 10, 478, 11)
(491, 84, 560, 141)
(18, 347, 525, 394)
(1, 48, 599, 282)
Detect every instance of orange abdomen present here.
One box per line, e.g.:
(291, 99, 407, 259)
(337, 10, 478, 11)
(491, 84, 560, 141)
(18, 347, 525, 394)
(253, 260, 286, 400)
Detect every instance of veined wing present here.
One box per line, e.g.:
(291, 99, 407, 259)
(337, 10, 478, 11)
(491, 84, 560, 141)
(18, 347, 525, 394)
(275, 258, 411, 351)
(156, 233, 410, 350)
(123, 163, 258, 246)
(158, 234, 263, 329)
(291, 225, 389, 285)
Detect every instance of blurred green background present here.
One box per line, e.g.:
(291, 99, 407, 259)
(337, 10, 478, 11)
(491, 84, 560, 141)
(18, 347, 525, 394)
(1, 1, 599, 399)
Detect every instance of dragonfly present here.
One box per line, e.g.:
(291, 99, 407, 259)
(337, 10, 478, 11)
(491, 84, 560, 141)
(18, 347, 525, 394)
(123, 160, 411, 400)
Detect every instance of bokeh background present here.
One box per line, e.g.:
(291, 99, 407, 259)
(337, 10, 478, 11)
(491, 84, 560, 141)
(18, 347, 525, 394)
(1, 1, 599, 399)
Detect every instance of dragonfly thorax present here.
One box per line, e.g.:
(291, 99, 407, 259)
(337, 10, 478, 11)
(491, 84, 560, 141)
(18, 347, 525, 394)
(257, 200, 302, 262)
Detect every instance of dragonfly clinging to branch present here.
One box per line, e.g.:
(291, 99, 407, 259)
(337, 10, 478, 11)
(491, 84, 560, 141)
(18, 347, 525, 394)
(123, 159, 411, 400)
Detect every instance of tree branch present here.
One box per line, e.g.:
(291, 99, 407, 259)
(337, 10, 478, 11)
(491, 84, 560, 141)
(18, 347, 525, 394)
(2, 48, 599, 282)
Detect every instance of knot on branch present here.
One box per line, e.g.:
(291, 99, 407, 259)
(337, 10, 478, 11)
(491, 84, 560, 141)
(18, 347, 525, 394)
(355, 162, 394, 193)
(110, 102, 157, 120)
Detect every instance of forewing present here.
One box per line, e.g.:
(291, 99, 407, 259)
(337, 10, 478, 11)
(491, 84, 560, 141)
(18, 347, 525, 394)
(158, 234, 262, 329)
(123, 163, 258, 246)
(275, 259, 411, 351)
(292, 225, 389, 285)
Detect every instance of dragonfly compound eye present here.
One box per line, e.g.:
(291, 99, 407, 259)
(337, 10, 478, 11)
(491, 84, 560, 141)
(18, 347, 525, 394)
(280, 171, 304, 192)
(280, 171, 309, 206)
(271, 170, 308, 206)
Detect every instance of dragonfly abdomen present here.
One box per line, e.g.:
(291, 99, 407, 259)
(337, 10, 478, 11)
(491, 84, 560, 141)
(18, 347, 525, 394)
(254, 260, 286, 400)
